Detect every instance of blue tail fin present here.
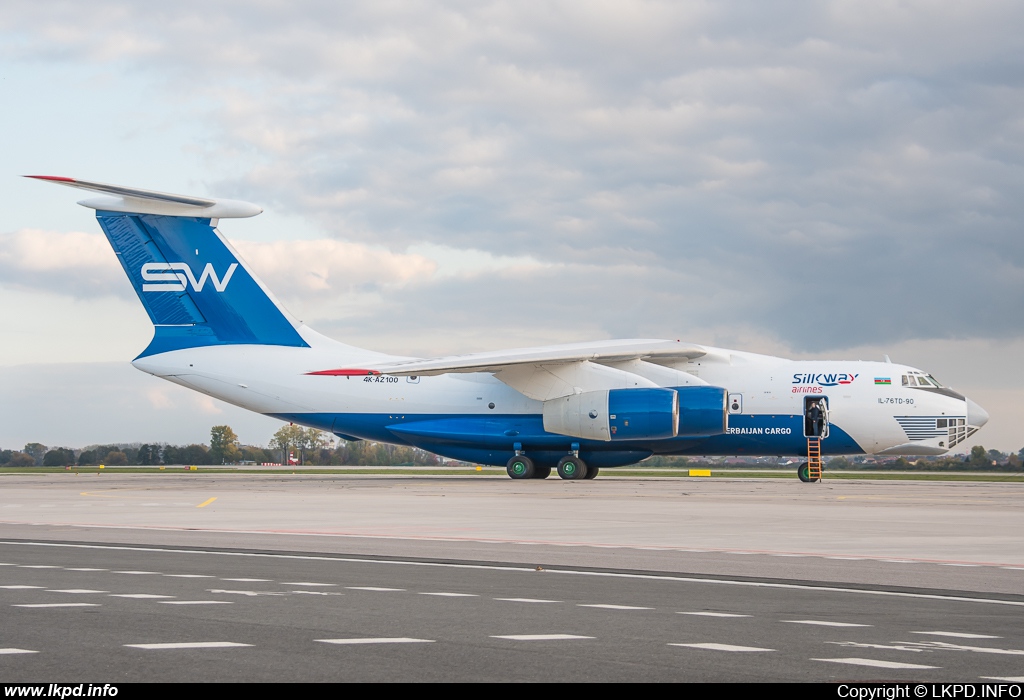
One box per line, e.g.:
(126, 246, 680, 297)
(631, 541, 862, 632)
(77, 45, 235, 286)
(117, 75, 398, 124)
(28, 176, 308, 357)
(96, 212, 308, 357)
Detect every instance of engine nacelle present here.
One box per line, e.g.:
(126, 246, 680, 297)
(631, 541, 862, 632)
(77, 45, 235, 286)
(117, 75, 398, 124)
(674, 385, 728, 437)
(542, 386, 729, 441)
(543, 388, 679, 441)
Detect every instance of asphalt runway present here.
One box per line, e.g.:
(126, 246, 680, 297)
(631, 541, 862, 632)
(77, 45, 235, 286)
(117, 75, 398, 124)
(1, 474, 1023, 681)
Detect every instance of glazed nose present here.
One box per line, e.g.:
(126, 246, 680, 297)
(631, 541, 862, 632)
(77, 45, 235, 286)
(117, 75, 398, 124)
(966, 398, 989, 428)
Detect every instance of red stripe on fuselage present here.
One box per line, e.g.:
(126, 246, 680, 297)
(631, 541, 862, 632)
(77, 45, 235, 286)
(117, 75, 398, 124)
(306, 368, 381, 376)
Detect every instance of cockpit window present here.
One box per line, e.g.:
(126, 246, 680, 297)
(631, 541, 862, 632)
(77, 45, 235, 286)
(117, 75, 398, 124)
(902, 373, 944, 388)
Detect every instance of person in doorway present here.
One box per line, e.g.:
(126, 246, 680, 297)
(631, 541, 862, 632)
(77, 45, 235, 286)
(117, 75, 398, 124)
(808, 400, 824, 437)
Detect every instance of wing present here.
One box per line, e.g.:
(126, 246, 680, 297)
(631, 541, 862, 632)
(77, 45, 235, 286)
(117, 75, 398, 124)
(363, 339, 709, 401)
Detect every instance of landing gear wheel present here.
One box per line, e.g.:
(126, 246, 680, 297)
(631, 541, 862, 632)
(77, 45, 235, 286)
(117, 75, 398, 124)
(557, 456, 587, 480)
(506, 455, 535, 479)
(583, 466, 599, 480)
(797, 462, 817, 483)
(532, 466, 552, 479)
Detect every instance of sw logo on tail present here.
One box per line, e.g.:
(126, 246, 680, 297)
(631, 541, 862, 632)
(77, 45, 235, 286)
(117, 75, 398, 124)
(141, 262, 238, 293)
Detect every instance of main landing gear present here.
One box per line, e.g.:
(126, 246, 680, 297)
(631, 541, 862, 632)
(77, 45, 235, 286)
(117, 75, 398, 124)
(505, 455, 552, 479)
(505, 449, 598, 480)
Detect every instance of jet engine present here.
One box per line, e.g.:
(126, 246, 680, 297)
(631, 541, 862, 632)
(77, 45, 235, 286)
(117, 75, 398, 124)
(542, 386, 728, 441)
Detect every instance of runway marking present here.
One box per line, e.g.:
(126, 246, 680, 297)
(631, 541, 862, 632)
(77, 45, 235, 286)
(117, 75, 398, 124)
(419, 592, 478, 597)
(196, 498, 217, 508)
(345, 586, 402, 591)
(222, 578, 270, 582)
(114, 571, 160, 575)
(8, 541, 1024, 609)
(0, 648, 38, 654)
(670, 643, 773, 652)
(915, 641, 1024, 656)
(578, 604, 653, 610)
(126, 642, 252, 650)
(495, 598, 560, 604)
(814, 657, 938, 669)
(1001, 567, 1024, 571)
(13, 603, 100, 608)
(784, 620, 871, 627)
(160, 601, 233, 605)
(678, 612, 750, 618)
(317, 638, 434, 645)
(285, 582, 337, 587)
(982, 677, 1024, 682)
(208, 589, 285, 597)
(110, 594, 175, 599)
(912, 631, 1000, 639)
(46, 589, 107, 594)
(165, 574, 214, 578)
(0, 585, 44, 589)
(19, 565, 60, 569)
(66, 568, 106, 572)
(292, 590, 343, 596)
(492, 634, 593, 641)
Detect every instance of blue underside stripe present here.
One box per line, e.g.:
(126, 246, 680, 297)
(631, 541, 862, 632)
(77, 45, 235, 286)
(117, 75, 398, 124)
(269, 412, 864, 467)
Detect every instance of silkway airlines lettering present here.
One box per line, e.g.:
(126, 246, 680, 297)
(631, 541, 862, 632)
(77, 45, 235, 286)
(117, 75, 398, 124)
(793, 372, 858, 387)
(141, 262, 238, 292)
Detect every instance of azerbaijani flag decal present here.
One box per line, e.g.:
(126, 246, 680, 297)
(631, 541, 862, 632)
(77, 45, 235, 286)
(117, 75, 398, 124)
(874, 377, 891, 385)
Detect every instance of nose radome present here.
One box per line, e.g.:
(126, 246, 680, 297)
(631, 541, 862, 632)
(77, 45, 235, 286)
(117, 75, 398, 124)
(966, 398, 990, 428)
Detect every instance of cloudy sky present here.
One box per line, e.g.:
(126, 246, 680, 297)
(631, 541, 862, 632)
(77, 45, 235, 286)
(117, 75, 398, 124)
(1, 1, 1022, 452)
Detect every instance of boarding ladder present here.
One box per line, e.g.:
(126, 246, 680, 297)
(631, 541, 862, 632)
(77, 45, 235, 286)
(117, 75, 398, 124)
(807, 438, 823, 482)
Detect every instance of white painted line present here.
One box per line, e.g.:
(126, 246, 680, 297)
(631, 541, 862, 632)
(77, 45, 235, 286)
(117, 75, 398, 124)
(345, 586, 402, 591)
(0, 648, 38, 654)
(65, 568, 106, 572)
(578, 604, 653, 610)
(114, 571, 160, 575)
(814, 657, 938, 670)
(317, 638, 434, 645)
(13, 603, 100, 608)
(222, 578, 270, 582)
(292, 590, 343, 596)
(164, 574, 214, 579)
(770, 554, 807, 558)
(915, 641, 1024, 656)
(208, 589, 285, 597)
(492, 634, 593, 641)
(678, 612, 751, 618)
(11, 541, 1024, 609)
(0, 585, 44, 589)
(284, 581, 339, 589)
(940, 563, 980, 567)
(419, 592, 478, 597)
(912, 631, 1000, 639)
(160, 601, 234, 605)
(126, 642, 252, 650)
(46, 589, 107, 594)
(1001, 567, 1024, 571)
(670, 643, 773, 652)
(495, 598, 560, 603)
(982, 677, 1024, 682)
(110, 594, 175, 599)
(19, 565, 60, 569)
(785, 620, 871, 628)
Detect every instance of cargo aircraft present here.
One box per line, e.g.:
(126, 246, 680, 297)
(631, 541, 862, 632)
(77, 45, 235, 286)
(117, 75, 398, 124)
(31, 177, 990, 481)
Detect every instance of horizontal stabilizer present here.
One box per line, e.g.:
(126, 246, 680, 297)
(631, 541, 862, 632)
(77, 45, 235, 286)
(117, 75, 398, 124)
(26, 176, 262, 218)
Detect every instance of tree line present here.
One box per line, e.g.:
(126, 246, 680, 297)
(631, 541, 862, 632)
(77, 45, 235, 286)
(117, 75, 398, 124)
(1, 428, 1021, 470)
(0, 424, 443, 467)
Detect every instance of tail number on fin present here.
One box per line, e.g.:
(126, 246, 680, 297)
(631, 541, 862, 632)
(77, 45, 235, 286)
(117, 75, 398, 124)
(142, 262, 238, 292)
